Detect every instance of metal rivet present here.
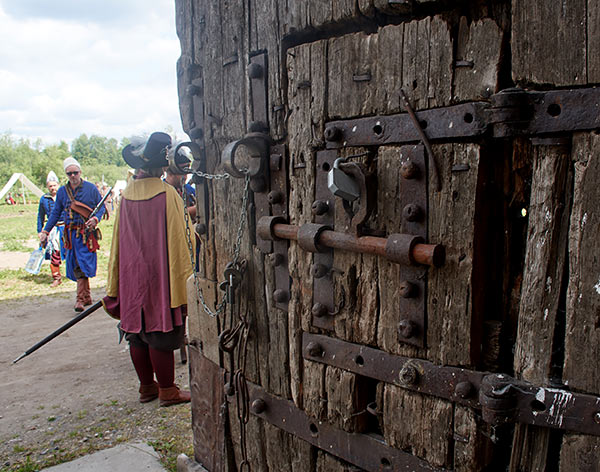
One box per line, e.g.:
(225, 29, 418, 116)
(397, 319, 417, 339)
(268, 191, 284, 205)
(251, 398, 267, 414)
(195, 223, 207, 235)
(267, 253, 284, 267)
(324, 127, 342, 142)
(186, 83, 202, 96)
(455, 381, 473, 399)
(311, 302, 328, 318)
(311, 264, 329, 279)
(402, 203, 422, 222)
(399, 281, 417, 298)
(400, 161, 420, 180)
(247, 63, 263, 79)
(250, 176, 267, 193)
(399, 364, 418, 386)
(189, 127, 204, 140)
(273, 289, 288, 303)
(306, 341, 323, 357)
(311, 200, 329, 216)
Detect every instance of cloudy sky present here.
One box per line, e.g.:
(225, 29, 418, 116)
(0, 0, 185, 146)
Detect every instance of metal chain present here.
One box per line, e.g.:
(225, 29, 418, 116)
(183, 173, 250, 317)
(189, 169, 231, 180)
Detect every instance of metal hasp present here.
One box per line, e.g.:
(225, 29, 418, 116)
(244, 380, 449, 472)
(324, 87, 600, 147)
(256, 217, 444, 268)
(312, 151, 337, 330)
(303, 333, 600, 436)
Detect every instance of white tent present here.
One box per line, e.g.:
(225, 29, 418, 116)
(0, 173, 44, 202)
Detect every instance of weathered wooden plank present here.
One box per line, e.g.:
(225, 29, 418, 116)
(287, 39, 327, 406)
(374, 24, 404, 114)
(383, 385, 453, 468)
(589, 1, 600, 83)
(303, 359, 327, 421)
(264, 422, 315, 472)
(453, 405, 493, 471)
(187, 275, 220, 366)
(316, 451, 360, 472)
(328, 32, 378, 119)
(453, 17, 503, 102)
(512, 0, 587, 86)
(560, 132, 600, 470)
(426, 16, 453, 109)
(427, 143, 481, 366)
(509, 141, 571, 471)
(325, 366, 368, 432)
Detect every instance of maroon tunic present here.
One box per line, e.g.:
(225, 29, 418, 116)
(103, 192, 184, 333)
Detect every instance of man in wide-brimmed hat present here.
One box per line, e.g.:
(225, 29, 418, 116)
(40, 158, 105, 309)
(37, 171, 65, 287)
(102, 132, 193, 407)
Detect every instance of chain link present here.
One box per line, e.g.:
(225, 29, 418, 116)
(190, 169, 231, 180)
(183, 172, 250, 317)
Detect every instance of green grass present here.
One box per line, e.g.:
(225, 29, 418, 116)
(0, 203, 114, 301)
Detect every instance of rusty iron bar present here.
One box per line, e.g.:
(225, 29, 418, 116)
(265, 221, 443, 267)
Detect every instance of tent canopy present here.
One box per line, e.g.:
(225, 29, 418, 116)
(0, 173, 44, 201)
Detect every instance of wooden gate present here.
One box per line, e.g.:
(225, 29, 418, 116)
(175, 1, 600, 470)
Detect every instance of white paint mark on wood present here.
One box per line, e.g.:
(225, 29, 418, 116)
(594, 278, 600, 295)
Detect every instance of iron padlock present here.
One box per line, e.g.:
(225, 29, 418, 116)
(327, 158, 360, 202)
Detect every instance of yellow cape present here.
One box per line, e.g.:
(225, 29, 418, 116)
(106, 177, 194, 308)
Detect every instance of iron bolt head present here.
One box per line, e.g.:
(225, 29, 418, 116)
(454, 381, 474, 399)
(311, 200, 329, 216)
(399, 280, 417, 298)
(312, 264, 329, 279)
(324, 126, 342, 142)
(195, 223, 207, 235)
(248, 120, 267, 132)
(268, 191, 284, 205)
(397, 319, 417, 339)
(273, 289, 288, 303)
(250, 176, 267, 193)
(402, 203, 422, 222)
(251, 398, 267, 414)
(306, 341, 323, 357)
(400, 161, 420, 180)
(399, 364, 419, 386)
(595, 412, 600, 424)
(186, 83, 202, 96)
(267, 253, 284, 267)
(189, 127, 204, 140)
(247, 63, 263, 79)
(312, 302, 328, 318)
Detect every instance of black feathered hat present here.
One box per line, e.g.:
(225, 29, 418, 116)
(122, 132, 172, 169)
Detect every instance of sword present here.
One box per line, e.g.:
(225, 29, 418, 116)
(13, 300, 103, 364)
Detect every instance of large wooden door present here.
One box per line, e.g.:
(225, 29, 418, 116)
(176, 1, 600, 470)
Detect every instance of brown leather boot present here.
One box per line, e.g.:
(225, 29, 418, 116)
(158, 385, 191, 407)
(50, 264, 62, 287)
(139, 381, 159, 403)
(74, 278, 85, 312)
(81, 277, 92, 305)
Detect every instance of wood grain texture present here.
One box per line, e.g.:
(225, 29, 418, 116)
(453, 405, 493, 471)
(512, 0, 587, 86)
(263, 422, 314, 472)
(427, 144, 481, 366)
(187, 275, 220, 365)
(589, 1, 600, 83)
(383, 385, 453, 468)
(453, 17, 503, 102)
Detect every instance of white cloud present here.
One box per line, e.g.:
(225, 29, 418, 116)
(0, 1, 185, 145)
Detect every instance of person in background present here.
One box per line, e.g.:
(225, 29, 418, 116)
(163, 147, 196, 219)
(103, 132, 193, 407)
(37, 171, 65, 287)
(40, 157, 105, 311)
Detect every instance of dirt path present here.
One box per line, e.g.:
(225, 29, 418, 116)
(0, 288, 192, 471)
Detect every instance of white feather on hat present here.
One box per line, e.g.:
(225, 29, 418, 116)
(46, 171, 59, 183)
(63, 157, 81, 172)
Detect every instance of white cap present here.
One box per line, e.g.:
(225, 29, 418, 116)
(63, 157, 81, 172)
(46, 171, 59, 183)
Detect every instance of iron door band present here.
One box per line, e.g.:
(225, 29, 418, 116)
(302, 333, 600, 437)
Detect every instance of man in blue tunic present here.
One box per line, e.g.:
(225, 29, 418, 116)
(37, 171, 65, 287)
(40, 157, 105, 311)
